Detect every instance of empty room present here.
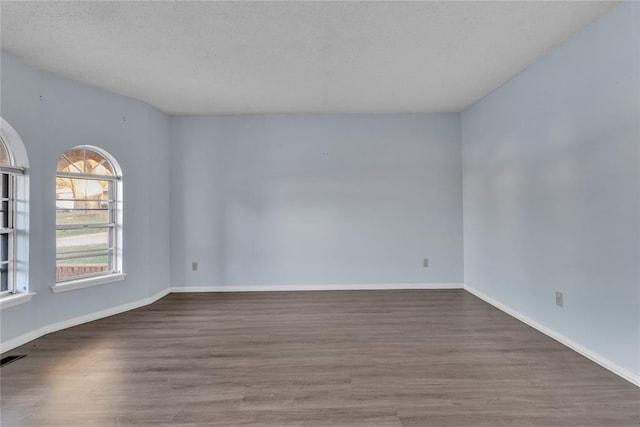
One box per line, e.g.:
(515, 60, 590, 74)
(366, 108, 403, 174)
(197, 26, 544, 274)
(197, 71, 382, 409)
(0, 1, 638, 425)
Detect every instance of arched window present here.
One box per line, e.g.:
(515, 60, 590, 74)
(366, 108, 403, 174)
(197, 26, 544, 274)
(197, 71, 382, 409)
(55, 146, 123, 286)
(0, 118, 29, 301)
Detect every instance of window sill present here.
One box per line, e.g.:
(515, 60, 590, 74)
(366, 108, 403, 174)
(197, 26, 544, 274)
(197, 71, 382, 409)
(0, 292, 35, 310)
(51, 273, 127, 294)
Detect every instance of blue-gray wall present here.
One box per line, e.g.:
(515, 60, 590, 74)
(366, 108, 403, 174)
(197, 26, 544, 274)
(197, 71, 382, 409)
(0, 52, 171, 344)
(461, 2, 639, 376)
(170, 114, 464, 287)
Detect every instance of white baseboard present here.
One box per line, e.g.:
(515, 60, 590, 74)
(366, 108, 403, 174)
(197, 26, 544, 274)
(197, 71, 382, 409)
(0, 288, 170, 354)
(464, 284, 640, 388)
(170, 283, 464, 293)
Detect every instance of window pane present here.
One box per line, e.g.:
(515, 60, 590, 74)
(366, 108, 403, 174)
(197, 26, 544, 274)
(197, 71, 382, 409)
(56, 177, 110, 204)
(58, 149, 114, 176)
(0, 171, 12, 293)
(2, 173, 8, 197)
(56, 256, 109, 281)
(0, 141, 9, 166)
(56, 209, 109, 227)
(1, 208, 7, 229)
(0, 264, 7, 292)
(56, 228, 109, 255)
(1, 233, 8, 262)
(1, 173, 9, 229)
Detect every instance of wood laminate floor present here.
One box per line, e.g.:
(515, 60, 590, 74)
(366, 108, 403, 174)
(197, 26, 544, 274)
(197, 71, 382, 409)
(1, 290, 638, 426)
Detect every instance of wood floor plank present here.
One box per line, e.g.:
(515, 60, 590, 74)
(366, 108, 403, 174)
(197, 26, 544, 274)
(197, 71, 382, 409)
(1, 290, 638, 426)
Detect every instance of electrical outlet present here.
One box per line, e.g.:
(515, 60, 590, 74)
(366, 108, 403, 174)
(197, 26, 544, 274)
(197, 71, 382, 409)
(423, 258, 429, 268)
(191, 261, 198, 271)
(555, 291, 563, 307)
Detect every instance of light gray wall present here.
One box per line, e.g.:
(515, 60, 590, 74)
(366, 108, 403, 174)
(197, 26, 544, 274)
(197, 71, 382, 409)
(170, 114, 463, 287)
(461, 2, 639, 376)
(0, 52, 171, 344)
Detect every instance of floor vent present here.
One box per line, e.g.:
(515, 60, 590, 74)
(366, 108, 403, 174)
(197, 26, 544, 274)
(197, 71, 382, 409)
(1, 355, 26, 367)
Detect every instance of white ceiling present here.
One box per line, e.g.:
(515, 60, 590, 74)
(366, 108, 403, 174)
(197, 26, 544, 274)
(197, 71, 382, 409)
(1, 1, 617, 115)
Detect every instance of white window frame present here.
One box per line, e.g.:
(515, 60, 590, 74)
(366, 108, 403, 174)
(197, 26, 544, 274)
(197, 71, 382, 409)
(0, 118, 31, 309)
(54, 146, 124, 292)
(0, 168, 20, 297)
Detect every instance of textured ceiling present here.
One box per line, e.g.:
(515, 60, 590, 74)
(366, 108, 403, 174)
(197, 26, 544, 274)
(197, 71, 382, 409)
(1, 1, 617, 114)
